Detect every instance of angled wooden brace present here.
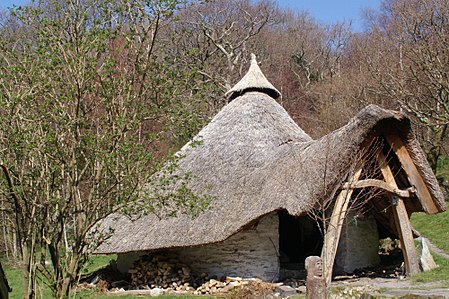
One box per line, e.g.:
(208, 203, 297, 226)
(322, 164, 363, 285)
(377, 151, 420, 275)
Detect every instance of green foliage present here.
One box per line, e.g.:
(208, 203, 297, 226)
(435, 156, 449, 197)
(436, 156, 449, 179)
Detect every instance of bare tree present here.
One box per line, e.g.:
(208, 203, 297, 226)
(167, 0, 280, 113)
(361, 0, 449, 170)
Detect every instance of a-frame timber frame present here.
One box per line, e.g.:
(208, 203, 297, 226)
(321, 134, 435, 284)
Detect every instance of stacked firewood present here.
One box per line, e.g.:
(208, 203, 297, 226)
(128, 255, 252, 294)
(128, 255, 208, 290)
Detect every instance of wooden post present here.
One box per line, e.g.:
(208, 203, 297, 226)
(305, 256, 326, 299)
(377, 152, 420, 275)
(322, 166, 363, 285)
(385, 135, 438, 213)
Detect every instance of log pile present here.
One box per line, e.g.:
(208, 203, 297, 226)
(128, 255, 202, 290)
(128, 255, 254, 295)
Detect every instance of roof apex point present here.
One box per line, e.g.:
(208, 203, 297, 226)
(250, 53, 257, 64)
(224, 53, 281, 100)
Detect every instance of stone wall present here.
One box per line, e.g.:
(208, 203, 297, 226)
(116, 213, 280, 281)
(334, 212, 380, 274)
(172, 213, 280, 281)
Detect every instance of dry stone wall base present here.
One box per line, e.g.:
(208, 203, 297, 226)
(171, 213, 280, 281)
(116, 213, 280, 282)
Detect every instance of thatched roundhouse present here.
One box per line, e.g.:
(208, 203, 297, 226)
(96, 55, 446, 282)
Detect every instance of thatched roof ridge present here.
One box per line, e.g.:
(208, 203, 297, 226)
(224, 54, 281, 100)
(95, 101, 445, 254)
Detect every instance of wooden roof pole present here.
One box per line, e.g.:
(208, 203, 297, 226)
(342, 179, 416, 197)
(377, 151, 420, 275)
(385, 134, 438, 214)
(322, 165, 363, 285)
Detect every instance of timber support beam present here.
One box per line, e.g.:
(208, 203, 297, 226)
(342, 179, 416, 198)
(322, 165, 363, 285)
(377, 151, 420, 275)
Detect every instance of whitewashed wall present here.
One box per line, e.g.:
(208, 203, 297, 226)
(334, 212, 380, 273)
(172, 213, 280, 281)
(116, 213, 280, 281)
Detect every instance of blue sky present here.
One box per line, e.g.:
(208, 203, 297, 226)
(277, 0, 381, 31)
(1, 0, 381, 32)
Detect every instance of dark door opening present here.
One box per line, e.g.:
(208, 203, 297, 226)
(278, 210, 323, 270)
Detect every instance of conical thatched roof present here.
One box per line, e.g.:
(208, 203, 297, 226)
(95, 58, 446, 255)
(224, 54, 281, 100)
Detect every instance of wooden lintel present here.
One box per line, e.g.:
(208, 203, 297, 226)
(377, 152, 420, 275)
(342, 179, 416, 198)
(322, 165, 363, 285)
(385, 134, 438, 214)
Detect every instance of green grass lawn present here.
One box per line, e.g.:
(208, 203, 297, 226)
(1, 255, 116, 299)
(411, 210, 449, 253)
(410, 154, 449, 283)
(410, 208, 449, 284)
(411, 252, 449, 285)
(2, 263, 28, 299)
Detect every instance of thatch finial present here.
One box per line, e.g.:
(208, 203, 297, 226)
(224, 53, 281, 100)
(250, 53, 257, 64)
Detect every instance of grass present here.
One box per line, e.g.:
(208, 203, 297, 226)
(410, 221, 449, 280)
(411, 210, 449, 253)
(1, 254, 116, 299)
(411, 253, 449, 285)
(2, 254, 218, 298)
(3, 265, 26, 299)
(408, 155, 449, 284)
(81, 254, 118, 274)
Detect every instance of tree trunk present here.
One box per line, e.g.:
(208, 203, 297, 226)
(58, 253, 80, 299)
(21, 246, 29, 299)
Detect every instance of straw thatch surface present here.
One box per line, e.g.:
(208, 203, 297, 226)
(95, 97, 445, 254)
(224, 54, 281, 100)
(95, 56, 445, 254)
